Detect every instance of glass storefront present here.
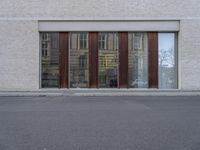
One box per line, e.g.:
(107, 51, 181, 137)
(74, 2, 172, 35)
(40, 32, 178, 89)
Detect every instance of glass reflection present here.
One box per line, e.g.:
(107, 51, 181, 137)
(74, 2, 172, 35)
(69, 33, 89, 88)
(41, 33, 60, 88)
(158, 33, 177, 89)
(128, 33, 148, 88)
(98, 33, 118, 88)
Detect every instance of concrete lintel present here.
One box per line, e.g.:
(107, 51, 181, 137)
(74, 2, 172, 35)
(38, 20, 180, 32)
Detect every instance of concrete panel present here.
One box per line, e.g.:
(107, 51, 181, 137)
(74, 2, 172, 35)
(179, 20, 200, 90)
(0, 20, 39, 91)
(0, 0, 200, 18)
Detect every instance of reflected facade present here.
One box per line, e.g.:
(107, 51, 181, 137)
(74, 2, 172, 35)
(69, 33, 89, 88)
(98, 33, 119, 88)
(41, 33, 60, 88)
(158, 33, 177, 89)
(128, 33, 148, 88)
(40, 32, 178, 89)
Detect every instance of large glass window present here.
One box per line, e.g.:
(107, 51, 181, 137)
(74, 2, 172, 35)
(69, 33, 89, 88)
(98, 33, 118, 88)
(158, 33, 178, 89)
(41, 33, 59, 88)
(128, 33, 148, 88)
(40, 32, 178, 89)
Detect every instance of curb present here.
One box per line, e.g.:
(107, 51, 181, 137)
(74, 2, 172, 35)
(0, 90, 200, 97)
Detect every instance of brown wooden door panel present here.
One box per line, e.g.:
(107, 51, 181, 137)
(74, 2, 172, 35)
(89, 32, 98, 88)
(148, 32, 158, 88)
(119, 32, 128, 88)
(59, 32, 69, 88)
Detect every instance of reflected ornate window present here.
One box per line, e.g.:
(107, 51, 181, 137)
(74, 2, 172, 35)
(99, 33, 107, 50)
(41, 33, 49, 57)
(79, 33, 88, 49)
(133, 33, 143, 50)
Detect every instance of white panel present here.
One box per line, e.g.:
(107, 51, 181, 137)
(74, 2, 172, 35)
(39, 21, 180, 32)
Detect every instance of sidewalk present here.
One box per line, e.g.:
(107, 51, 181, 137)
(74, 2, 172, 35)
(0, 89, 200, 97)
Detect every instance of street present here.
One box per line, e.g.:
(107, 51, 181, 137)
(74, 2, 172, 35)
(0, 96, 200, 150)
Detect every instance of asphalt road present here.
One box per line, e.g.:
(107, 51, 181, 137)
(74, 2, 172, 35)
(0, 96, 200, 150)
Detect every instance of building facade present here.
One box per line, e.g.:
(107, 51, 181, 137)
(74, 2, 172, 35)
(0, 0, 200, 91)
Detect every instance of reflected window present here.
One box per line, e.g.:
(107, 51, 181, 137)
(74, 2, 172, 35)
(70, 33, 89, 88)
(134, 33, 143, 49)
(128, 33, 148, 88)
(98, 33, 118, 88)
(158, 33, 177, 89)
(99, 33, 107, 49)
(79, 33, 88, 49)
(41, 33, 60, 88)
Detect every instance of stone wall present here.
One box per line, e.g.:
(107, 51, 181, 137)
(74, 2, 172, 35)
(0, 0, 200, 90)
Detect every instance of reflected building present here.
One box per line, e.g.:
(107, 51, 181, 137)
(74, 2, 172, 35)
(128, 33, 148, 88)
(40, 32, 178, 89)
(69, 33, 89, 88)
(98, 33, 118, 88)
(41, 33, 59, 88)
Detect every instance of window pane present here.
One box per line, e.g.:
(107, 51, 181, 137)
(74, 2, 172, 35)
(41, 33, 59, 88)
(70, 33, 89, 88)
(99, 33, 119, 88)
(158, 33, 177, 89)
(128, 33, 148, 88)
(98, 33, 118, 88)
